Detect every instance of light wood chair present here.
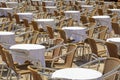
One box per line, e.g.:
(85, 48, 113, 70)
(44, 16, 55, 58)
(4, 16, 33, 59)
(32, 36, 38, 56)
(3, 49, 31, 80)
(97, 26, 108, 40)
(87, 38, 107, 60)
(57, 29, 75, 43)
(98, 8, 104, 15)
(80, 57, 120, 80)
(45, 38, 64, 67)
(46, 26, 54, 40)
(105, 42, 119, 58)
(31, 21, 44, 32)
(28, 65, 55, 80)
(51, 44, 77, 69)
(28, 65, 42, 80)
(111, 22, 120, 37)
(80, 15, 89, 26)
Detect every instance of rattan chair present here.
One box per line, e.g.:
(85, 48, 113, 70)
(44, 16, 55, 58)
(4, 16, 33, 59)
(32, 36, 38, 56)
(3, 49, 31, 80)
(57, 29, 75, 43)
(98, 8, 104, 15)
(80, 57, 120, 80)
(28, 65, 55, 80)
(105, 42, 119, 58)
(50, 44, 77, 69)
(45, 38, 64, 67)
(87, 38, 107, 60)
(111, 22, 120, 37)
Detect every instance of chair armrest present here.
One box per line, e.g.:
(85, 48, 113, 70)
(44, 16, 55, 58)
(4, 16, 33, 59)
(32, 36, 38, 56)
(46, 44, 63, 52)
(79, 57, 106, 68)
(15, 31, 32, 37)
(98, 65, 120, 80)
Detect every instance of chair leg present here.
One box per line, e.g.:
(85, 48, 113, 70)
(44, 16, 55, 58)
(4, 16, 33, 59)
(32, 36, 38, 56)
(0, 65, 5, 79)
(7, 68, 11, 80)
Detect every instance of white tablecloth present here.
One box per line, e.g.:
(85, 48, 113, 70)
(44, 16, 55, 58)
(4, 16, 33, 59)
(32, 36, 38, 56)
(32, 0, 41, 1)
(43, 1, 55, 6)
(107, 38, 120, 44)
(0, 8, 13, 17)
(108, 9, 120, 12)
(92, 15, 112, 32)
(34, 19, 55, 30)
(17, 13, 33, 23)
(6, 2, 18, 8)
(64, 0, 76, 4)
(108, 9, 120, 16)
(77, 1, 86, 5)
(62, 27, 87, 42)
(0, 0, 7, 2)
(52, 68, 102, 80)
(64, 11, 80, 23)
(45, 6, 57, 14)
(0, 31, 15, 49)
(81, 5, 93, 11)
(10, 44, 46, 67)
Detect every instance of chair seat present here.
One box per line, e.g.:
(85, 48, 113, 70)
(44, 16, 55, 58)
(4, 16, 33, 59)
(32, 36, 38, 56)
(16, 69, 31, 75)
(67, 38, 75, 43)
(97, 50, 107, 57)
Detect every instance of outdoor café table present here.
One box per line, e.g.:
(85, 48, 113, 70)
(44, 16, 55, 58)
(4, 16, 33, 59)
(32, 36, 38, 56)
(17, 12, 33, 23)
(92, 15, 112, 32)
(62, 27, 87, 42)
(64, 11, 80, 23)
(0, 8, 13, 17)
(43, 1, 55, 6)
(45, 6, 57, 14)
(10, 44, 46, 67)
(77, 1, 87, 5)
(0, 0, 7, 2)
(6, 2, 18, 8)
(108, 9, 120, 16)
(0, 31, 15, 49)
(34, 19, 55, 31)
(51, 68, 102, 80)
(64, 0, 76, 3)
(81, 5, 93, 11)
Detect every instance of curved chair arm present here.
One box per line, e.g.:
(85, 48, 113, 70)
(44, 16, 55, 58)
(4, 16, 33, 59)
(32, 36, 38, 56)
(38, 66, 56, 76)
(79, 57, 106, 68)
(15, 31, 32, 37)
(98, 65, 120, 80)
(28, 65, 56, 78)
(46, 43, 66, 52)
(94, 38, 106, 44)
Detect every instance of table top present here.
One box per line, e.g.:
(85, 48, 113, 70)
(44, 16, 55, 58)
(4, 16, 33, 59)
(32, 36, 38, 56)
(52, 68, 102, 80)
(10, 44, 45, 50)
(34, 19, 54, 22)
(108, 9, 120, 11)
(45, 6, 56, 8)
(107, 38, 120, 43)
(17, 13, 33, 15)
(62, 27, 86, 30)
(6, 2, 18, 4)
(43, 1, 54, 2)
(0, 31, 14, 35)
(92, 15, 110, 18)
(0, 8, 13, 10)
(64, 11, 80, 13)
(31, 0, 41, 1)
(81, 5, 93, 7)
(0, 0, 7, 2)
